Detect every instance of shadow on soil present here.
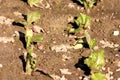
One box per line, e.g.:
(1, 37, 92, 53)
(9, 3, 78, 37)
(12, 22, 25, 27)
(35, 69, 52, 78)
(21, 0, 27, 3)
(75, 57, 90, 75)
(72, 0, 84, 7)
(19, 55, 26, 72)
(18, 31, 26, 49)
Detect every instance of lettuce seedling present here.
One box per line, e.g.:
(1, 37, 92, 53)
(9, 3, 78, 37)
(83, 21, 105, 80)
(15, 11, 43, 74)
(91, 72, 106, 80)
(75, 13, 90, 29)
(25, 11, 43, 74)
(67, 13, 91, 49)
(77, 0, 97, 12)
(27, 10, 40, 25)
(67, 13, 90, 34)
(84, 50, 105, 71)
(25, 29, 43, 74)
(15, 11, 40, 27)
(27, 0, 40, 7)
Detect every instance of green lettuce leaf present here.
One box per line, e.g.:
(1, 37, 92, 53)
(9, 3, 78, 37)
(75, 13, 90, 28)
(27, 11, 40, 25)
(28, 0, 40, 7)
(84, 50, 105, 71)
(91, 72, 106, 80)
(26, 28, 33, 47)
(77, 0, 97, 10)
(85, 31, 96, 50)
(89, 39, 96, 50)
(32, 35, 43, 42)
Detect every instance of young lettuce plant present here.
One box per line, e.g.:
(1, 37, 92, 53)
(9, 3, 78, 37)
(27, 0, 40, 7)
(66, 13, 90, 49)
(84, 32, 106, 80)
(84, 50, 106, 80)
(15, 11, 43, 74)
(67, 13, 90, 34)
(77, 0, 98, 12)
(67, 13, 106, 79)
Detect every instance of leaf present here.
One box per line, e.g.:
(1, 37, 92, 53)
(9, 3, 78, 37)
(75, 13, 90, 28)
(89, 39, 96, 50)
(27, 11, 40, 25)
(84, 50, 105, 71)
(26, 28, 33, 47)
(28, 0, 40, 7)
(91, 72, 106, 80)
(77, 0, 84, 4)
(73, 43, 83, 49)
(77, 0, 97, 10)
(85, 30, 91, 44)
(32, 35, 43, 42)
(28, 46, 33, 54)
(68, 28, 75, 34)
(66, 27, 81, 34)
(84, 31, 96, 50)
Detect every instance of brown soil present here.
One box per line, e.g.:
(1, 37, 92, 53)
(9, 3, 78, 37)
(0, 0, 120, 80)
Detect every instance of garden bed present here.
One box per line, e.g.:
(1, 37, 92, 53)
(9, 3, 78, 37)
(0, 0, 120, 80)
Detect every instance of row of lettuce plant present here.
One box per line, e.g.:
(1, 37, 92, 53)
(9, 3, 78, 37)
(15, 0, 43, 75)
(66, 1, 106, 79)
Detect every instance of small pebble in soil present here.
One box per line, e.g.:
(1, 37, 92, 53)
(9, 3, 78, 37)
(51, 75, 67, 80)
(117, 61, 120, 67)
(79, 76, 82, 80)
(18, 48, 21, 51)
(13, 11, 23, 18)
(114, 44, 119, 47)
(38, 45, 44, 50)
(53, 41, 56, 44)
(46, 31, 50, 34)
(67, 15, 74, 22)
(118, 25, 120, 28)
(68, 3, 75, 8)
(60, 69, 72, 75)
(13, 31, 19, 37)
(77, 6, 80, 10)
(93, 46, 99, 50)
(113, 30, 119, 36)
(106, 67, 114, 80)
(117, 78, 120, 80)
(43, 51, 46, 53)
(102, 66, 106, 71)
(83, 76, 90, 80)
(115, 54, 119, 57)
(0, 64, 3, 68)
(116, 68, 120, 72)
(62, 55, 71, 61)
(95, 19, 100, 22)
